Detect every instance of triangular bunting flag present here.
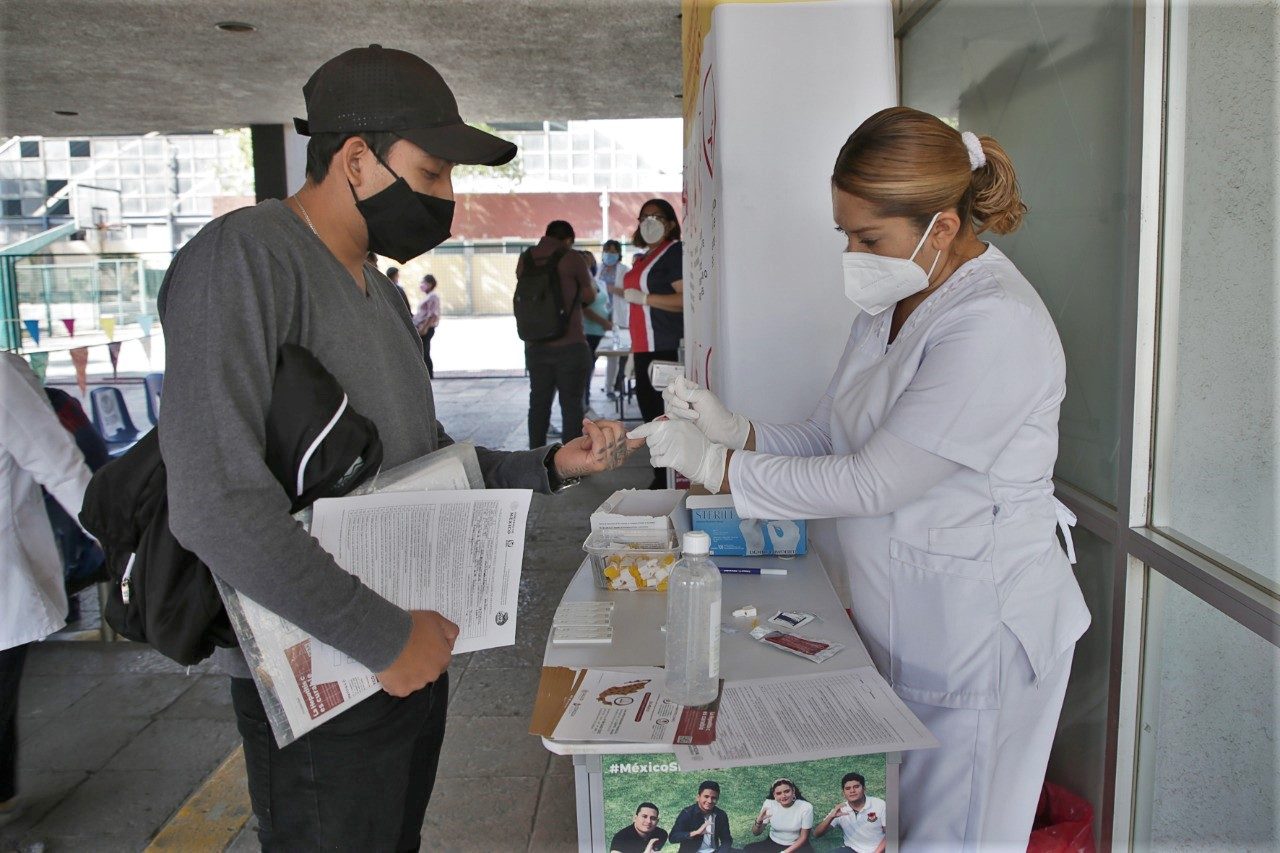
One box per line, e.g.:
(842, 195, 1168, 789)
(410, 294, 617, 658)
(140, 335, 153, 363)
(27, 351, 49, 383)
(137, 313, 154, 337)
(69, 347, 89, 395)
(107, 341, 123, 378)
(22, 319, 40, 345)
(62, 318, 76, 337)
(101, 316, 117, 341)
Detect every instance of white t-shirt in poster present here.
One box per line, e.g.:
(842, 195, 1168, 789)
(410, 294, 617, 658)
(762, 798, 814, 845)
(832, 796, 887, 853)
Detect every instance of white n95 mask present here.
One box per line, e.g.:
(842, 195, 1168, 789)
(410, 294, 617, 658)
(639, 216, 667, 245)
(841, 211, 942, 315)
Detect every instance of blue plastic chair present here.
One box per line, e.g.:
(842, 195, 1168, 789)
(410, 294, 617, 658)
(89, 387, 141, 456)
(143, 372, 164, 426)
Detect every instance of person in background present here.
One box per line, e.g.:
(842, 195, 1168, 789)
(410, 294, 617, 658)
(413, 273, 442, 378)
(670, 780, 733, 853)
(813, 772, 886, 853)
(517, 219, 596, 448)
(385, 265, 412, 312)
(0, 353, 94, 828)
(579, 248, 613, 417)
(610, 198, 683, 488)
(611, 802, 669, 853)
(597, 238, 630, 401)
(744, 778, 814, 853)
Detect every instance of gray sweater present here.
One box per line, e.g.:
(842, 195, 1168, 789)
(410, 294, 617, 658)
(158, 199, 553, 678)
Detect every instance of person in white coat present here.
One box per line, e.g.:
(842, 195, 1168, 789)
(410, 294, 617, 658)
(631, 107, 1090, 851)
(0, 352, 94, 821)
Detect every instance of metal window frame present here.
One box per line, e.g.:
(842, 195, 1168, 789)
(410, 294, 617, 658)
(895, 1, 1280, 850)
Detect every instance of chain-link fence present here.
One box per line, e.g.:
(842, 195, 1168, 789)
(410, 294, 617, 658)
(11, 253, 171, 346)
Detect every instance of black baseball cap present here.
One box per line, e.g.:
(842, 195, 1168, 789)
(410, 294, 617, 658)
(293, 44, 517, 167)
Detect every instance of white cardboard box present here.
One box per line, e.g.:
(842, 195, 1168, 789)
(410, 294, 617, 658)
(590, 489, 690, 546)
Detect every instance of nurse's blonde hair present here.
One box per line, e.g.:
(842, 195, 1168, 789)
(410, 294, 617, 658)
(831, 107, 1026, 235)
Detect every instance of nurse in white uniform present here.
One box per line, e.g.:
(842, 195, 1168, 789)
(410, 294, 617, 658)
(630, 107, 1090, 851)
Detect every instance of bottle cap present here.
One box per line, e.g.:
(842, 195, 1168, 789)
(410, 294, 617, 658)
(682, 531, 711, 556)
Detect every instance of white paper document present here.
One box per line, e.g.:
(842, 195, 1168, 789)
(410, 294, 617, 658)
(218, 444, 532, 747)
(673, 668, 938, 769)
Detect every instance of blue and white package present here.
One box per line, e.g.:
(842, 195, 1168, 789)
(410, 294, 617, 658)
(686, 495, 807, 556)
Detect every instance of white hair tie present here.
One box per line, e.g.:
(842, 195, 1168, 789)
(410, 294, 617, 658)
(960, 131, 986, 171)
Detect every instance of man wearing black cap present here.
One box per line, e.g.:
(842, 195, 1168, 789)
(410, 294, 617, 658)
(157, 45, 640, 850)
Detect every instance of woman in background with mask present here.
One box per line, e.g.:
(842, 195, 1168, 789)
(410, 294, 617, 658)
(632, 107, 1089, 850)
(612, 197, 684, 488)
(597, 239, 631, 401)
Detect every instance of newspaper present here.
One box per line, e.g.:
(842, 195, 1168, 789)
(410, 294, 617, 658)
(546, 667, 720, 746)
(672, 668, 938, 769)
(218, 444, 531, 747)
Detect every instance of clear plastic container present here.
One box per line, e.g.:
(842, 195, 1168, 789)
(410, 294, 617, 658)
(665, 531, 721, 706)
(583, 530, 681, 591)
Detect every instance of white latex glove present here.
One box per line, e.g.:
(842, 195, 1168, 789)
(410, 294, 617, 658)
(628, 419, 727, 493)
(662, 376, 752, 450)
(622, 288, 647, 305)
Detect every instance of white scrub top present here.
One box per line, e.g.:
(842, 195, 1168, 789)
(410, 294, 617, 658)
(732, 245, 1089, 711)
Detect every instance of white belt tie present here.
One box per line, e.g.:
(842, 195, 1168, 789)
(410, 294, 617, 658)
(1052, 498, 1078, 564)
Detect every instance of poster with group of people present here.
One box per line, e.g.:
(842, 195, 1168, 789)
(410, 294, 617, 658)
(601, 752, 887, 853)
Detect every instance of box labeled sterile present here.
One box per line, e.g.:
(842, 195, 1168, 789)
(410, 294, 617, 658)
(686, 495, 807, 556)
(589, 489, 690, 546)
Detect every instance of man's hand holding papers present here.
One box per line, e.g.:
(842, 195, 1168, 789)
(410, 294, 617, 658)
(378, 611, 460, 697)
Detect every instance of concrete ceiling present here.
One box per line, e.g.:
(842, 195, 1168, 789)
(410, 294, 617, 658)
(0, 0, 684, 137)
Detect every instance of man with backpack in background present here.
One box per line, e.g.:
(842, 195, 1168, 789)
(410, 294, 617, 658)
(514, 219, 597, 448)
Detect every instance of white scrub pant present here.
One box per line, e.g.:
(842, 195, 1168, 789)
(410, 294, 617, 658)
(898, 626, 1074, 853)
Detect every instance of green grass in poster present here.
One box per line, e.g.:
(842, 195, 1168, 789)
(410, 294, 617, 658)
(600, 752, 887, 851)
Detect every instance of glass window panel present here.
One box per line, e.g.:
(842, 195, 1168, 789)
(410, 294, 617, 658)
(572, 153, 591, 170)
(1045, 527, 1114, 851)
(96, 139, 119, 157)
(45, 140, 69, 159)
(595, 152, 614, 171)
(571, 172, 593, 187)
(2, 199, 21, 216)
(122, 197, 145, 216)
(1152, 0, 1279, 584)
(70, 160, 92, 178)
(144, 178, 167, 195)
(194, 138, 217, 157)
(120, 179, 143, 196)
(173, 139, 193, 157)
(19, 198, 43, 216)
(68, 139, 91, 158)
(95, 159, 119, 177)
(550, 132, 570, 153)
(143, 159, 167, 176)
(902, 0, 1137, 504)
(44, 160, 68, 179)
(616, 152, 637, 171)
(19, 140, 40, 158)
(571, 130, 591, 151)
(1133, 571, 1279, 850)
(20, 180, 42, 197)
(550, 153, 570, 173)
(145, 196, 168, 215)
(0, 163, 16, 179)
(522, 153, 547, 173)
(19, 161, 42, 178)
(142, 139, 164, 158)
(0, 180, 16, 197)
(521, 134, 545, 153)
(121, 159, 142, 177)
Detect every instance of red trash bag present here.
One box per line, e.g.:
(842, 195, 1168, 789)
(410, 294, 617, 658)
(1027, 782, 1095, 853)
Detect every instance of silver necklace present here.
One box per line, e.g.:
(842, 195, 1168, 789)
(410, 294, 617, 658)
(293, 195, 319, 236)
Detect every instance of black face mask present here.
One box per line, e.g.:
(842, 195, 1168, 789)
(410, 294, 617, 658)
(350, 157, 455, 263)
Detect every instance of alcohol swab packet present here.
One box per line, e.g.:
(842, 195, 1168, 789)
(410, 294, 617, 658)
(767, 610, 816, 629)
(552, 625, 614, 645)
(755, 630, 844, 663)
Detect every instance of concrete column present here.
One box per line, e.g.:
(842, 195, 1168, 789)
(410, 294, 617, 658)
(250, 124, 288, 202)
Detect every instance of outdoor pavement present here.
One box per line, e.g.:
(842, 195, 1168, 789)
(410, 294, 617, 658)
(3, 368, 650, 853)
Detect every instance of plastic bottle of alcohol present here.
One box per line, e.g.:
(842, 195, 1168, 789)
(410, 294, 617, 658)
(664, 531, 721, 705)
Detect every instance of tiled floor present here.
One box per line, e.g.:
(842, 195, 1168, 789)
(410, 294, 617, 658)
(4, 371, 650, 852)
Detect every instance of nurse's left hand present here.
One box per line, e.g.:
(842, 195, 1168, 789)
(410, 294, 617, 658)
(628, 419, 728, 494)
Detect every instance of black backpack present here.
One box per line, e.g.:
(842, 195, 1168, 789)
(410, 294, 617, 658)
(513, 247, 573, 342)
(79, 345, 383, 665)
